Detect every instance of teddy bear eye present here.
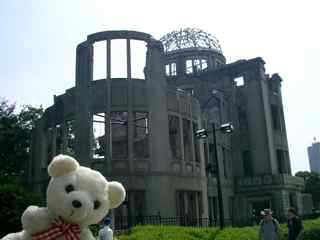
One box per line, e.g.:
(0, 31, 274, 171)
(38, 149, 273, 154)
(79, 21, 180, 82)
(65, 184, 75, 193)
(94, 200, 101, 209)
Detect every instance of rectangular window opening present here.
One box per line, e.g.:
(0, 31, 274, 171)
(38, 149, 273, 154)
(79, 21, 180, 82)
(169, 115, 181, 160)
(280, 107, 286, 133)
(208, 197, 218, 221)
(56, 124, 63, 155)
(124, 190, 146, 218)
(222, 147, 228, 178)
(166, 64, 170, 76)
(183, 119, 192, 162)
(166, 62, 177, 76)
(285, 150, 290, 174)
(111, 39, 127, 78)
(238, 107, 249, 131)
(176, 191, 201, 218)
(243, 150, 253, 176)
(271, 104, 280, 130)
(93, 113, 106, 159)
(252, 200, 271, 221)
(66, 120, 75, 157)
(276, 149, 286, 174)
(133, 112, 149, 158)
(171, 62, 177, 76)
(234, 76, 244, 87)
(194, 59, 201, 72)
(208, 143, 217, 175)
(111, 112, 128, 159)
(93, 41, 107, 80)
(193, 122, 200, 163)
(204, 142, 209, 174)
(131, 40, 147, 79)
(186, 59, 193, 74)
(181, 87, 194, 95)
(201, 59, 208, 70)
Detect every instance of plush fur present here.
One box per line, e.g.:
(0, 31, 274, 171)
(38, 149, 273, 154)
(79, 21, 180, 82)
(2, 155, 126, 240)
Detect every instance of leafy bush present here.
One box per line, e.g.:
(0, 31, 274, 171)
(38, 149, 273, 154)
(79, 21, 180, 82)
(214, 226, 259, 240)
(90, 224, 100, 237)
(0, 184, 41, 238)
(118, 225, 220, 240)
(303, 218, 320, 240)
(118, 218, 320, 240)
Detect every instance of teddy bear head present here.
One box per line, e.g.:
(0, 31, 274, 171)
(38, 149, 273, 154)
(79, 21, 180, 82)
(46, 155, 125, 227)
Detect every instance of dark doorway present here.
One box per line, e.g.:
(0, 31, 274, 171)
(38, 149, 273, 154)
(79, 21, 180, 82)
(251, 200, 270, 224)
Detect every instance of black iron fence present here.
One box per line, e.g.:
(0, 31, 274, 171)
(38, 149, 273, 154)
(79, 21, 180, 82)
(114, 214, 233, 231)
(111, 212, 320, 235)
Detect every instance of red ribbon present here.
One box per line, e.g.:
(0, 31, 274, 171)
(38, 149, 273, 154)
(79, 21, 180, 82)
(32, 216, 80, 240)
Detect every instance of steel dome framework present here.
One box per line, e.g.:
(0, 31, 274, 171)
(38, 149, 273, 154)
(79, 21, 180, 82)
(160, 28, 223, 53)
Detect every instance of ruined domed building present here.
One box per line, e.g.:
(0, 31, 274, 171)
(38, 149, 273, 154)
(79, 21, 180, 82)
(28, 29, 312, 226)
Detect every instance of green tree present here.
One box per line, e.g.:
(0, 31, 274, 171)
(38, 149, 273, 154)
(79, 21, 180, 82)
(295, 171, 312, 181)
(0, 98, 43, 184)
(0, 184, 41, 238)
(295, 171, 320, 208)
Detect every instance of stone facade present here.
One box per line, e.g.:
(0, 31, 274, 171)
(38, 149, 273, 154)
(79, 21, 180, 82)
(28, 29, 311, 226)
(163, 39, 312, 223)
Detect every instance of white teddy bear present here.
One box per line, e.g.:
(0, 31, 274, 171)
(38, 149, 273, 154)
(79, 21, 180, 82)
(2, 155, 126, 240)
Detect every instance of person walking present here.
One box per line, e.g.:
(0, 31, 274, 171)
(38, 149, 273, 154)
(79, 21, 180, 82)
(99, 217, 113, 240)
(287, 207, 303, 240)
(259, 209, 280, 240)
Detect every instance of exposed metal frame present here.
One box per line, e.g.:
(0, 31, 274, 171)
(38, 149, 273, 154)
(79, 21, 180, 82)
(160, 28, 222, 53)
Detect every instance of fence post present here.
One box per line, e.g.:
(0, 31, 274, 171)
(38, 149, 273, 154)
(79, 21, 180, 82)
(157, 211, 162, 225)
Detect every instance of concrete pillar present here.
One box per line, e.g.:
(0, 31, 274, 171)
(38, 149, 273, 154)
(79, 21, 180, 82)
(178, 94, 186, 173)
(272, 190, 290, 219)
(176, 55, 185, 76)
(243, 62, 276, 175)
(295, 192, 303, 215)
(198, 112, 209, 219)
(75, 41, 93, 167)
(127, 39, 134, 173)
(233, 196, 248, 225)
(195, 192, 200, 219)
(145, 39, 170, 172)
(207, 55, 214, 70)
(201, 189, 209, 218)
(145, 176, 177, 217)
(105, 39, 112, 175)
(190, 97, 196, 171)
(61, 121, 68, 154)
(32, 118, 47, 192)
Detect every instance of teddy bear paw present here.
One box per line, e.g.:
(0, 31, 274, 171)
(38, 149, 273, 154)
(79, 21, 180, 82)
(22, 206, 50, 234)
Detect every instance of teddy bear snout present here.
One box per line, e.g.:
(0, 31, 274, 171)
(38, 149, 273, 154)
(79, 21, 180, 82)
(72, 200, 82, 208)
(63, 193, 92, 222)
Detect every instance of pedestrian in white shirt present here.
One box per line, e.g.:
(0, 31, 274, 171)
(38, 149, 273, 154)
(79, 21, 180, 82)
(99, 217, 113, 240)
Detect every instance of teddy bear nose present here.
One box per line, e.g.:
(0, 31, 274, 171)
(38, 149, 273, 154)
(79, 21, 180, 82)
(72, 200, 82, 208)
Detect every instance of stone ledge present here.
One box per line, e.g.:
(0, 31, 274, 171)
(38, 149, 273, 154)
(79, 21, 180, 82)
(235, 174, 304, 192)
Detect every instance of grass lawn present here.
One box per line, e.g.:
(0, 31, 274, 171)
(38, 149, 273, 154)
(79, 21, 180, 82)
(116, 217, 320, 240)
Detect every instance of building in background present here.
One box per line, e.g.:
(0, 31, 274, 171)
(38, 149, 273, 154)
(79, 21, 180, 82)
(28, 29, 311, 226)
(308, 139, 320, 173)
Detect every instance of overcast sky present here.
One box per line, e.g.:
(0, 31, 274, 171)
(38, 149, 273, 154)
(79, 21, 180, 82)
(0, 0, 319, 174)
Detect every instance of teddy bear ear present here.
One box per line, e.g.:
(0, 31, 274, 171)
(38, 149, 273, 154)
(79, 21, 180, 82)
(108, 182, 126, 209)
(48, 154, 79, 177)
